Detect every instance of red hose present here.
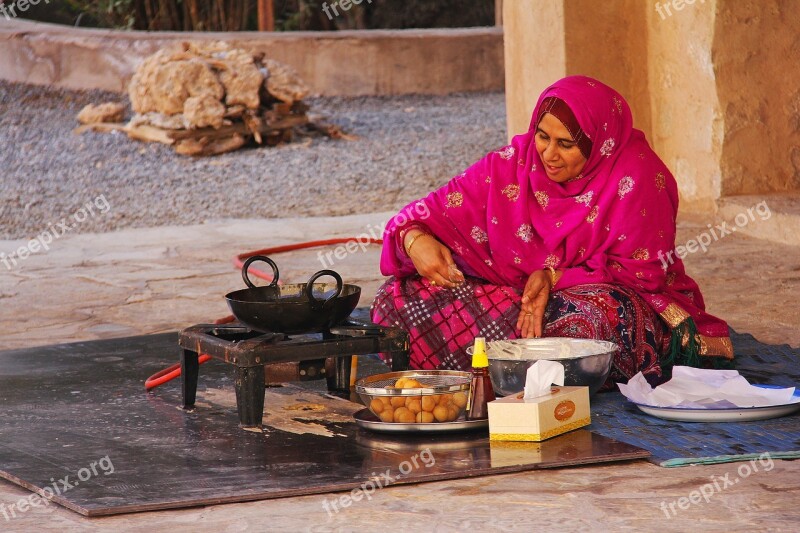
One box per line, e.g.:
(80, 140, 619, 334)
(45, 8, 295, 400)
(145, 236, 383, 391)
(144, 354, 212, 390)
(232, 237, 382, 282)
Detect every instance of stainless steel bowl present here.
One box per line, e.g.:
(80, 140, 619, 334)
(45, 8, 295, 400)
(483, 338, 617, 396)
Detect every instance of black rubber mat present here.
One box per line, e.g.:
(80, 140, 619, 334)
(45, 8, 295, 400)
(0, 333, 648, 517)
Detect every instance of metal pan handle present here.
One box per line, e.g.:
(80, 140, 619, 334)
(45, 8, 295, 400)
(305, 270, 343, 309)
(241, 255, 280, 289)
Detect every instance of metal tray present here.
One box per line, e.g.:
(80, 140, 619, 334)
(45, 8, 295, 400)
(353, 408, 488, 434)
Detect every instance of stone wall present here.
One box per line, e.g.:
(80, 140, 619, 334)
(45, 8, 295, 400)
(0, 20, 504, 96)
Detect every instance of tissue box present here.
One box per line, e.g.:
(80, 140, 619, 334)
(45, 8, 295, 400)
(487, 386, 590, 442)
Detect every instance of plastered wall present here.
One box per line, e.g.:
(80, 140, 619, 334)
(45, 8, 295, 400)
(504, 0, 800, 213)
(713, 0, 800, 195)
(646, 0, 722, 213)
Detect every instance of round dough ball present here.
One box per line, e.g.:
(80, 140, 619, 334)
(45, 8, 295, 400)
(404, 379, 422, 388)
(370, 399, 385, 414)
(394, 378, 408, 388)
(447, 406, 459, 421)
(390, 396, 406, 408)
(452, 392, 468, 408)
(421, 396, 437, 412)
(379, 410, 394, 423)
(407, 398, 422, 414)
(396, 410, 416, 423)
(438, 394, 452, 406)
(433, 405, 449, 422)
(417, 411, 435, 423)
(379, 396, 392, 407)
(393, 407, 411, 420)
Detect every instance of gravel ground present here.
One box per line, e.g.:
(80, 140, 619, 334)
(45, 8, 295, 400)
(0, 81, 506, 240)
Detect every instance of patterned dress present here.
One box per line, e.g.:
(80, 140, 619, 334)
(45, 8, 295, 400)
(371, 277, 670, 389)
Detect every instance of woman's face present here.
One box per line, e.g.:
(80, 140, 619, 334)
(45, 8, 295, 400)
(534, 113, 588, 183)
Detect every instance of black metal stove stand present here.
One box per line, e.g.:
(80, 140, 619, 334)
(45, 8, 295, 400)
(179, 319, 410, 429)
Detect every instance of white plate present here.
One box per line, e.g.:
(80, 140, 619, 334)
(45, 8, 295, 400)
(631, 385, 800, 423)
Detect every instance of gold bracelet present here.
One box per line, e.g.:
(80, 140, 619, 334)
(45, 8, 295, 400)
(545, 266, 562, 287)
(404, 232, 431, 256)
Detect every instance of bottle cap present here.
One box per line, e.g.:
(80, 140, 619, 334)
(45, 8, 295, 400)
(471, 337, 489, 368)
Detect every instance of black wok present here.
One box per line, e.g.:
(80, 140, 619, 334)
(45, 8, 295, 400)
(225, 256, 361, 334)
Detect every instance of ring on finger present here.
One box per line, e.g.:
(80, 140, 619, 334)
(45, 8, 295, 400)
(430, 280, 437, 286)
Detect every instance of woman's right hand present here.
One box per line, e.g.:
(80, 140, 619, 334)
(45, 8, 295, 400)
(404, 230, 465, 289)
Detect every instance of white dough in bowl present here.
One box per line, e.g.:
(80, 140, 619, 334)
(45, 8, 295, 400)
(485, 338, 616, 361)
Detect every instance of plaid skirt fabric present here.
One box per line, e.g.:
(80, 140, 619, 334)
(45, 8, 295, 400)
(370, 276, 671, 389)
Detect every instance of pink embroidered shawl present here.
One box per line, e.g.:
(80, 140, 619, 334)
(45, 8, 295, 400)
(380, 76, 732, 358)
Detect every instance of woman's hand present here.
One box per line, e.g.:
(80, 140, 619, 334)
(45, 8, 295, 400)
(516, 270, 552, 338)
(404, 229, 465, 289)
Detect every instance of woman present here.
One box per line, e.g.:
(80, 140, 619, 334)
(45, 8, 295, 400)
(371, 76, 733, 388)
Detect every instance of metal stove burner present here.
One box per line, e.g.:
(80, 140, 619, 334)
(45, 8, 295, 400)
(178, 318, 409, 429)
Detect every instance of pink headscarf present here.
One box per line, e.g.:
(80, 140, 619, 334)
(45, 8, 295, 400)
(381, 76, 732, 360)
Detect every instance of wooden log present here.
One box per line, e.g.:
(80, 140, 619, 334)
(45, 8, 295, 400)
(168, 123, 252, 141)
(203, 134, 247, 156)
(175, 134, 247, 156)
(126, 124, 176, 145)
(174, 137, 207, 156)
(271, 102, 293, 116)
(242, 112, 264, 144)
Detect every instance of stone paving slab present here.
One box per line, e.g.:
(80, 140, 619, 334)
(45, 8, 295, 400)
(0, 212, 799, 531)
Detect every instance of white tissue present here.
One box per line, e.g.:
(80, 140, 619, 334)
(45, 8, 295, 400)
(523, 360, 565, 399)
(618, 366, 797, 408)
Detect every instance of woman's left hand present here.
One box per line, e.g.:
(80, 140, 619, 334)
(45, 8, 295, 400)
(516, 270, 552, 338)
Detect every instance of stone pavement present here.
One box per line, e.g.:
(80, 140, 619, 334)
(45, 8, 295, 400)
(1, 211, 799, 532)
